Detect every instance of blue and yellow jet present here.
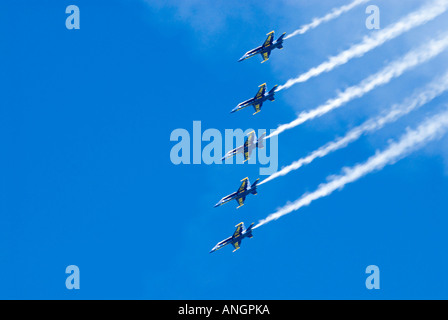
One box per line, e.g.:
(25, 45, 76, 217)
(222, 130, 266, 162)
(231, 83, 278, 115)
(214, 177, 260, 209)
(238, 31, 286, 63)
(210, 222, 255, 253)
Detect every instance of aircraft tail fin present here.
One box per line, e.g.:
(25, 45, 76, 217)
(268, 85, 278, 100)
(257, 132, 266, 149)
(277, 32, 286, 43)
(251, 178, 260, 194)
(246, 223, 255, 238)
(268, 85, 278, 94)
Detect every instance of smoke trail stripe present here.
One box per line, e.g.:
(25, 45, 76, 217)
(277, 0, 448, 91)
(261, 71, 448, 185)
(285, 0, 371, 39)
(268, 32, 448, 139)
(256, 108, 448, 228)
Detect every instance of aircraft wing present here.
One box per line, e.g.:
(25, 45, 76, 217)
(262, 31, 274, 48)
(244, 131, 255, 148)
(237, 178, 249, 193)
(236, 196, 245, 208)
(244, 148, 251, 162)
(232, 241, 241, 252)
(252, 102, 263, 115)
(233, 223, 244, 238)
(254, 83, 266, 99)
(261, 51, 270, 63)
(243, 131, 255, 161)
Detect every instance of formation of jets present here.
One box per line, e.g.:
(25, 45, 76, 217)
(211, 30, 286, 253)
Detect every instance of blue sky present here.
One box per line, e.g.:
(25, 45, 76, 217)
(1, 0, 448, 299)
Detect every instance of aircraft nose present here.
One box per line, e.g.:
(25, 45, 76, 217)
(231, 104, 241, 113)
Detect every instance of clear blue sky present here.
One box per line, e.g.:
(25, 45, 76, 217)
(1, 0, 448, 299)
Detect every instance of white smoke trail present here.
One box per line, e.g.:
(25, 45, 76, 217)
(261, 71, 448, 185)
(285, 0, 371, 39)
(277, 0, 448, 91)
(267, 32, 448, 139)
(255, 108, 448, 228)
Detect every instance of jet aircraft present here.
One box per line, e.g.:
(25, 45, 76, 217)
(222, 130, 266, 162)
(231, 83, 278, 115)
(214, 177, 260, 209)
(238, 31, 286, 63)
(210, 222, 255, 253)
